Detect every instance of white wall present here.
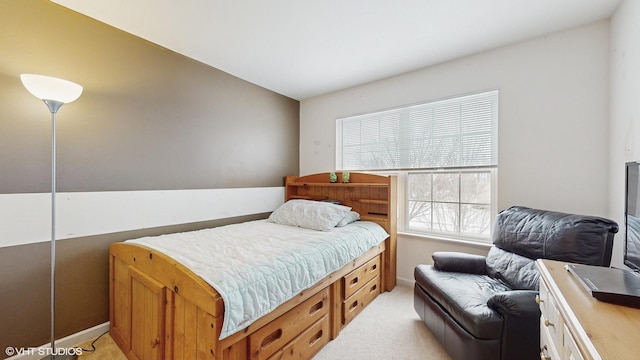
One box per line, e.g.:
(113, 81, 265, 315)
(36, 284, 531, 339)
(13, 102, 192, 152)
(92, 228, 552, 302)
(300, 21, 612, 283)
(0, 188, 284, 248)
(609, 0, 640, 268)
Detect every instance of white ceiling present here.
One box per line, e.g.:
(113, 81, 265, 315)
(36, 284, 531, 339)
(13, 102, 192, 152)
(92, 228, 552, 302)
(52, 0, 621, 100)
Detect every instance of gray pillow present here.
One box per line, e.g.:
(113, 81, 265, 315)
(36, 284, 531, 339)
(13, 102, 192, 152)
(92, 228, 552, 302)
(336, 211, 361, 227)
(268, 199, 351, 231)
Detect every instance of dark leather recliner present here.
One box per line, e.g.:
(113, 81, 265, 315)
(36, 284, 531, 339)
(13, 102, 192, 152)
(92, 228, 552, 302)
(413, 206, 618, 360)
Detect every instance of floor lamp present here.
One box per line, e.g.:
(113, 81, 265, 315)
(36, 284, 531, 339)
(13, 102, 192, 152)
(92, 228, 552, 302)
(20, 74, 83, 360)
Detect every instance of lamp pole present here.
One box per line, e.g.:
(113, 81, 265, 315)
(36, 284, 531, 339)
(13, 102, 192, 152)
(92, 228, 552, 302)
(45, 100, 64, 359)
(20, 74, 83, 360)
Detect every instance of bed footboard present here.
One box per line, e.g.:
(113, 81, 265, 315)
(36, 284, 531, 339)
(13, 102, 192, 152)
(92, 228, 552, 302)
(110, 241, 386, 360)
(110, 242, 224, 360)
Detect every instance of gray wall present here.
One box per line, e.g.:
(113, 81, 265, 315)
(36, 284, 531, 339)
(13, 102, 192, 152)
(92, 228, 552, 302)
(1, 2, 298, 193)
(0, 0, 299, 351)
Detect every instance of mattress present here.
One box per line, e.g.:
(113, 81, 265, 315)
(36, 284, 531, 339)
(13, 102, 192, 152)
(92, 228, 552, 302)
(126, 219, 389, 339)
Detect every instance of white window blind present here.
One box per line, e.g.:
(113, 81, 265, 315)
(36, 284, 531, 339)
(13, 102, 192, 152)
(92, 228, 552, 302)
(336, 90, 498, 170)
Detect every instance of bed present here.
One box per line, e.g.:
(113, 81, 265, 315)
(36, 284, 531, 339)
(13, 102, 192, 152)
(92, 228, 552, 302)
(109, 172, 397, 360)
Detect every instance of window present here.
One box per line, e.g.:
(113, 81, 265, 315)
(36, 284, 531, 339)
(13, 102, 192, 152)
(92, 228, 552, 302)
(336, 90, 498, 241)
(407, 170, 494, 238)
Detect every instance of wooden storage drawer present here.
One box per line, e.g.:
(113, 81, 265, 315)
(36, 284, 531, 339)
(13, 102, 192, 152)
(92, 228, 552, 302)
(249, 288, 330, 360)
(342, 276, 380, 326)
(266, 315, 330, 360)
(343, 255, 381, 299)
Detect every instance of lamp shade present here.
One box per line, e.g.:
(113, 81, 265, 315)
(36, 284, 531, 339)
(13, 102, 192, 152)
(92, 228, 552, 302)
(20, 74, 83, 104)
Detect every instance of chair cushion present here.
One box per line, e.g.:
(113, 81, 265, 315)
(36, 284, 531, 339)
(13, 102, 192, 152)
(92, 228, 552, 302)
(485, 246, 539, 290)
(414, 264, 511, 339)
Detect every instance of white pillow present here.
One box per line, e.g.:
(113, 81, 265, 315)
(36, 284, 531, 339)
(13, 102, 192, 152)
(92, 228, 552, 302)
(336, 211, 361, 227)
(268, 200, 351, 231)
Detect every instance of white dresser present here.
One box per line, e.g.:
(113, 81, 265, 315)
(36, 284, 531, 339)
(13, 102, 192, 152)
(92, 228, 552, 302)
(536, 259, 640, 360)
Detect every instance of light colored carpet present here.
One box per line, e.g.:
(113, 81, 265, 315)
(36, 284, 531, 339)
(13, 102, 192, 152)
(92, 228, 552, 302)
(312, 285, 450, 360)
(77, 285, 450, 360)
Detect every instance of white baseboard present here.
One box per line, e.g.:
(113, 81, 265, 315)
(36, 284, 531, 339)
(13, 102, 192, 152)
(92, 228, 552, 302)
(396, 277, 414, 288)
(5, 322, 109, 360)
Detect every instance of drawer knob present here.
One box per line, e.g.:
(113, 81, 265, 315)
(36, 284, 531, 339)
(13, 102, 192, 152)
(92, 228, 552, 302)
(540, 345, 551, 360)
(535, 295, 544, 304)
(544, 319, 554, 327)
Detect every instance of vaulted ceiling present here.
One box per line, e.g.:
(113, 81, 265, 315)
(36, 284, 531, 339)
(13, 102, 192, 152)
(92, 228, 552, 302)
(52, 0, 621, 100)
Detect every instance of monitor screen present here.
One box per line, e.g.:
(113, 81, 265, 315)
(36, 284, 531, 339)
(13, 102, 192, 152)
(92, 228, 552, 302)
(625, 162, 640, 271)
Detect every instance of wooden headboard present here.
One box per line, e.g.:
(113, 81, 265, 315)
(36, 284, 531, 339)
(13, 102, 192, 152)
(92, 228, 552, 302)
(285, 172, 398, 289)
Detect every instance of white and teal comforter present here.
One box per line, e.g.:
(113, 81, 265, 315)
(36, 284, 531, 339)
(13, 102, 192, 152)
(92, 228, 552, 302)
(126, 219, 388, 339)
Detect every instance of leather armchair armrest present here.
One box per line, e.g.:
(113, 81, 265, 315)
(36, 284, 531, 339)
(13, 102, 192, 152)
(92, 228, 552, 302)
(432, 251, 487, 274)
(487, 290, 540, 317)
(488, 290, 541, 359)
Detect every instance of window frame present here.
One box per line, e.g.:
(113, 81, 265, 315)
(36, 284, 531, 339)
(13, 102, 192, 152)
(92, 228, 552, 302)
(401, 167, 497, 243)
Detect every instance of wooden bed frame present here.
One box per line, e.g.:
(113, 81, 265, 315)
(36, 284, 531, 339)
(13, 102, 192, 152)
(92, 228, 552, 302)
(110, 172, 397, 360)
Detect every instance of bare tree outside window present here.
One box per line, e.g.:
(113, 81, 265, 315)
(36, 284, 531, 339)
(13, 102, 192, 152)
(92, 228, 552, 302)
(408, 171, 492, 238)
(408, 173, 432, 231)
